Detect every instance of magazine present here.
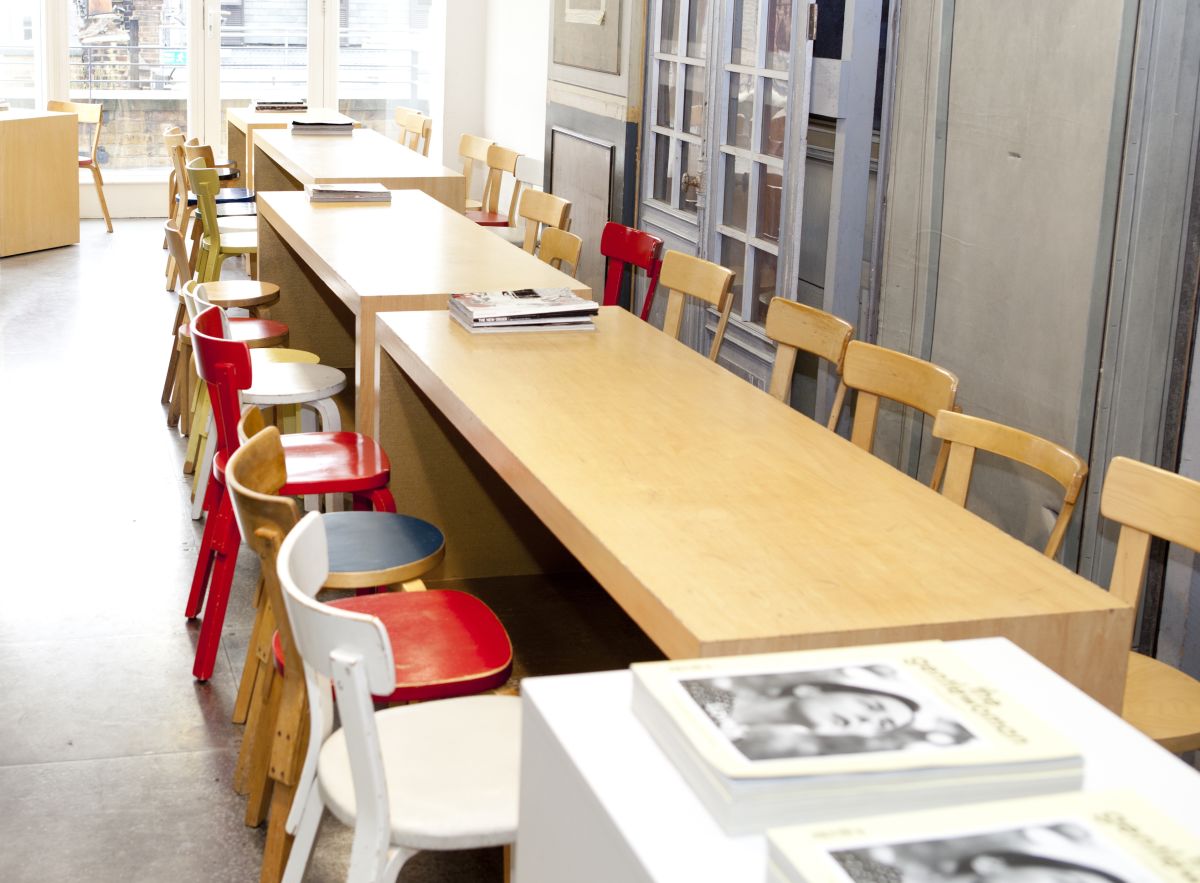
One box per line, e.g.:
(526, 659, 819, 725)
(253, 99, 307, 112)
(448, 309, 595, 334)
(630, 640, 1082, 835)
(767, 790, 1199, 883)
(290, 120, 353, 136)
(450, 288, 599, 322)
(307, 183, 391, 203)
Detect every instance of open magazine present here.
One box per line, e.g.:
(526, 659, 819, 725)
(767, 790, 1198, 883)
(630, 640, 1081, 834)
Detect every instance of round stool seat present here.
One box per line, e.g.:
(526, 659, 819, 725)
(243, 362, 346, 406)
(179, 316, 288, 349)
(198, 280, 280, 312)
(251, 347, 319, 365)
(323, 511, 446, 587)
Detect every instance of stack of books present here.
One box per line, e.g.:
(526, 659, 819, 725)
(290, 120, 353, 136)
(630, 640, 1083, 835)
(306, 183, 391, 203)
(253, 99, 307, 112)
(449, 288, 599, 333)
(767, 790, 1198, 883)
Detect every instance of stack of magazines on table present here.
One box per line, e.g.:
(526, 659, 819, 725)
(253, 99, 307, 112)
(631, 638, 1200, 883)
(290, 119, 353, 136)
(306, 182, 391, 203)
(449, 288, 599, 333)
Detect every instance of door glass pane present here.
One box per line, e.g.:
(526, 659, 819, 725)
(680, 141, 702, 214)
(682, 65, 704, 135)
(721, 236, 747, 303)
(686, 0, 710, 57)
(0, 2, 37, 108)
(660, 0, 681, 54)
(761, 77, 787, 157)
(731, 0, 759, 67)
(722, 153, 751, 231)
(339, 2, 434, 136)
(758, 167, 783, 241)
(726, 73, 753, 150)
(68, 0, 189, 170)
(657, 61, 676, 128)
(752, 249, 778, 322)
(765, 0, 793, 71)
(653, 134, 673, 202)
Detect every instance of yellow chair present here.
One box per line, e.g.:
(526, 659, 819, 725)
(659, 251, 736, 362)
(395, 107, 432, 156)
(48, 98, 111, 232)
(763, 297, 854, 414)
(931, 409, 1087, 559)
(511, 189, 572, 254)
(538, 227, 583, 278)
(1100, 456, 1200, 752)
(186, 158, 258, 283)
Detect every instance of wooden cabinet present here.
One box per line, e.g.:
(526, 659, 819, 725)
(0, 110, 79, 257)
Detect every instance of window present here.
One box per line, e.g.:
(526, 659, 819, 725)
(337, 0, 433, 136)
(0, 2, 37, 108)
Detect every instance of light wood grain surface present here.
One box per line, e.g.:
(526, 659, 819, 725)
(375, 307, 1134, 710)
(0, 109, 79, 256)
(226, 106, 356, 189)
(252, 127, 464, 211)
(256, 189, 590, 437)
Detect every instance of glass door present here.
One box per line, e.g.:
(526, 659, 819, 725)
(337, 0, 433, 137)
(0, 1, 38, 108)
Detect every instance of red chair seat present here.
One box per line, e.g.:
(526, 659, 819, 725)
(465, 210, 510, 227)
(179, 317, 288, 344)
(214, 432, 390, 496)
(272, 589, 513, 702)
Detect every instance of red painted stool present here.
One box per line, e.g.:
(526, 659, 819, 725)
(600, 222, 664, 320)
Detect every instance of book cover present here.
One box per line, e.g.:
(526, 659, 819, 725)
(450, 288, 598, 320)
(448, 308, 595, 334)
(767, 790, 1199, 883)
(307, 183, 391, 202)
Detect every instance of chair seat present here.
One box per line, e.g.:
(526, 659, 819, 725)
(217, 167, 240, 181)
(318, 695, 520, 850)
(323, 511, 446, 587)
(243, 361, 346, 405)
(277, 432, 390, 494)
(198, 280, 280, 311)
(465, 210, 510, 227)
(178, 188, 256, 206)
(216, 217, 258, 234)
(491, 226, 525, 247)
(465, 197, 482, 211)
(193, 202, 258, 221)
(205, 231, 257, 253)
(1123, 651, 1200, 753)
(179, 316, 288, 347)
(77, 156, 94, 168)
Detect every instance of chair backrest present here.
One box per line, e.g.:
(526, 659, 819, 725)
(658, 251, 735, 362)
(480, 144, 522, 222)
(832, 340, 958, 484)
(458, 133, 493, 202)
(932, 410, 1087, 558)
(1101, 457, 1200, 609)
(763, 297, 854, 408)
(191, 305, 252, 467)
(538, 227, 583, 277)
(400, 111, 431, 157)
(164, 221, 194, 290)
(516, 189, 571, 254)
(48, 99, 103, 161)
(186, 158, 222, 250)
(600, 222, 664, 320)
(277, 510, 396, 882)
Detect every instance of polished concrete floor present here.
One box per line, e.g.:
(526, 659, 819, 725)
(0, 220, 662, 882)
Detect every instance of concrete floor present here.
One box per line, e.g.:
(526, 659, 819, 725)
(0, 220, 662, 882)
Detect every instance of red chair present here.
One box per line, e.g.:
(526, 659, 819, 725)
(601, 222, 664, 321)
(186, 306, 396, 681)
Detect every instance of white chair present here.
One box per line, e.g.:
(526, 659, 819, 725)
(277, 511, 521, 883)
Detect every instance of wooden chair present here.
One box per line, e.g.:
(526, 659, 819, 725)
(458, 133, 493, 211)
(185, 306, 396, 682)
(183, 138, 243, 187)
(509, 189, 571, 254)
(226, 421, 512, 880)
(1100, 456, 1200, 752)
(277, 511, 520, 883)
(187, 158, 258, 282)
(47, 99, 111, 233)
(465, 144, 522, 227)
(931, 410, 1087, 559)
(395, 108, 431, 157)
(764, 296, 854, 414)
(538, 227, 583, 277)
(601, 222, 664, 320)
(659, 250, 736, 362)
(830, 340, 959, 487)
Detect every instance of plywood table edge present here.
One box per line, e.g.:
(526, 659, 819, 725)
(258, 193, 363, 315)
(376, 313, 700, 659)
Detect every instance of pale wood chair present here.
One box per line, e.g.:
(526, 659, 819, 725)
(48, 98, 111, 232)
(458, 133, 493, 211)
(394, 107, 431, 156)
(830, 340, 959, 486)
(763, 296, 854, 414)
(931, 410, 1087, 559)
(1100, 456, 1200, 753)
(659, 251, 736, 362)
(183, 138, 243, 188)
(510, 189, 571, 254)
(538, 226, 583, 278)
(465, 143, 522, 227)
(187, 158, 258, 282)
(277, 510, 519, 883)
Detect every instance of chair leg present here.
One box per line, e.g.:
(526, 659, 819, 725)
(280, 781, 323, 883)
(191, 412, 215, 520)
(191, 494, 242, 681)
(233, 574, 268, 725)
(261, 780, 296, 883)
(244, 669, 284, 827)
(89, 164, 113, 233)
(162, 305, 185, 405)
(184, 388, 211, 475)
(185, 480, 226, 618)
(235, 652, 277, 794)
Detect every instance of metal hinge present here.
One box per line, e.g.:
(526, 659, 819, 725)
(808, 2, 819, 41)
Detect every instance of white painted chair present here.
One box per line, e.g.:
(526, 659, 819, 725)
(277, 512, 521, 883)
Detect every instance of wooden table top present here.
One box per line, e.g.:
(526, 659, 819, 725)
(0, 108, 71, 123)
(226, 106, 357, 132)
(257, 189, 590, 313)
(376, 307, 1131, 661)
(253, 127, 461, 188)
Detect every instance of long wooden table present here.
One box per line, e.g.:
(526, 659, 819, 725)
(0, 109, 79, 257)
(374, 307, 1133, 710)
(255, 189, 590, 439)
(252, 127, 465, 211)
(225, 106, 357, 190)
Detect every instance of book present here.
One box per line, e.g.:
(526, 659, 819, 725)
(448, 308, 596, 334)
(290, 120, 353, 136)
(767, 790, 1200, 883)
(254, 99, 307, 112)
(449, 288, 599, 323)
(306, 183, 392, 203)
(630, 640, 1082, 835)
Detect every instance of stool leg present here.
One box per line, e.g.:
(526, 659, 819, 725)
(191, 412, 215, 520)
